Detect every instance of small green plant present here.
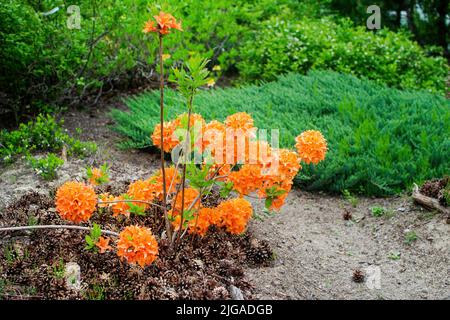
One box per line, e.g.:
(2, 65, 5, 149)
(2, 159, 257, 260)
(0, 114, 96, 166)
(3, 243, 28, 264)
(388, 251, 401, 260)
(419, 210, 437, 221)
(404, 230, 418, 245)
(28, 153, 64, 180)
(384, 209, 396, 219)
(343, 189, 359, 207)
(85, 284, 105, 300)
(0, 279, 6, 296)
(27, 215, 38, 226)
(3, 245, 15, 264)
(52, 258, 65, 279)
(85, 223, 102, 251)
(371, 206, 386, 217)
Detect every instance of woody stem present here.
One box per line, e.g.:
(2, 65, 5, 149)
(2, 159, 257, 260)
(159, 34, 172, 240)
(177, 93, 194, 243)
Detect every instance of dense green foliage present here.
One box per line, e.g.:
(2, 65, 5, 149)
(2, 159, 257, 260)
(27, 153, 64, 181)
(238, 18, 448, 93)
(1, 0, 447, 119)
(112, 71, 450, 196)
(329, 0, 450, 57)
(0, 114, 97, 165)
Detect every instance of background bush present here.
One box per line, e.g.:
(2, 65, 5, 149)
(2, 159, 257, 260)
(237, 17, 448, 93)
(0, 114, 97, 165)
(1, 0, 447, 120)
(111, 71, 450, 196)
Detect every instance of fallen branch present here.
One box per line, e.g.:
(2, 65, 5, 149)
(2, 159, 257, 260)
(412, 183, 449, 215)
(0, 225, 119, 237)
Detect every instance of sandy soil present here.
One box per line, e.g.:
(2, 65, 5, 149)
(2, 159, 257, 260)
(1, 106, 448, 300)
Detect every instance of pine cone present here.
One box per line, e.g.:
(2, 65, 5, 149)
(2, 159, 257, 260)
(420, 179, 442, 198)
(352, 269, 365, 283)
(343, 209, 353, 221)
(246, 238, 273, 265)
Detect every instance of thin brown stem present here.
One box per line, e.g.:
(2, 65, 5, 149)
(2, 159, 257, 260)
(0, 225, 120, 237)
(98, 199, 164, 209)
(176, 93, 194, 242)
(159, 34, 172, 240)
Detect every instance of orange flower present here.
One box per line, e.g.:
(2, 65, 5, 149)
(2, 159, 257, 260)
(188, 207, 217, 236)
(96, 236, 112, 253)
(151, 121, 180, 153)
(225, 112, 255, 132)
(216, 198, 253, 234)
(55, 181, 97, 223)
(154, 11, 183, 34)
(277, 148, 302, 180)
(202, 120, 226, 162)
(127, 179, 159, 209)
(142, 20, 157, 33)
(98, 193, 115, 208)
(171, 207, 218, 236)
(117, 226, 159, 268)
(171, 187, 199, 215)
(227, 164, 262, 196)
(143, 11, 183, 35)
(270, 193, 289, 211)
(222, 113, 257, 164)
(111, 195, 130, 218)
(176, 113, 205, 130)
(295, 130, 327, 165)
(88, 168, 102, 185)
(153, 166, 180, 199)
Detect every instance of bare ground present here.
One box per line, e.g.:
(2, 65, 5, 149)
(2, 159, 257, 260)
(0, 106, 448, 300)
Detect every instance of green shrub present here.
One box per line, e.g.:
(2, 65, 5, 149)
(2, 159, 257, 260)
(27, 153, 64, 181)
(0, 0, 302, 116)
(0, 114, 96, 164)
(238, 18, 448, 94)
(111, 71, 450, 196)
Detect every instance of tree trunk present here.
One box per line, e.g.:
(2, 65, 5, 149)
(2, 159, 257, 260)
(436, 0, 449, 57)
(406, 0, 418, 38)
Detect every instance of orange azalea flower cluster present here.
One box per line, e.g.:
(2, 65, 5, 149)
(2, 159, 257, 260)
(55, 182, 97, 223)
(295, 130, 328, 165)
(216, 198, 253, 234)
(55, 180, 160, 267)
(143, 11, 182, 35)
(151, 112, 327, 211)
(117, 226, 159, 267)
(171, 198, 253, 236)
(97, 167, 180, 217)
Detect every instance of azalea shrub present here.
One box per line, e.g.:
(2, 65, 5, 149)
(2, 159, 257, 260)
(51, 11, 327, 268)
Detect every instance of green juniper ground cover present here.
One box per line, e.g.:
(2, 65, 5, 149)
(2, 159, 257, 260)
(112, 71, 450, 196)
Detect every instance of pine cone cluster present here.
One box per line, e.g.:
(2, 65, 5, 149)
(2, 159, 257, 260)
(420, 177, 449, 199)
(246, 238, 273, 265)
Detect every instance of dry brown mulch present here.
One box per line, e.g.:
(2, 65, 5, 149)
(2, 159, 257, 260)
(0, 191, 273, 300)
